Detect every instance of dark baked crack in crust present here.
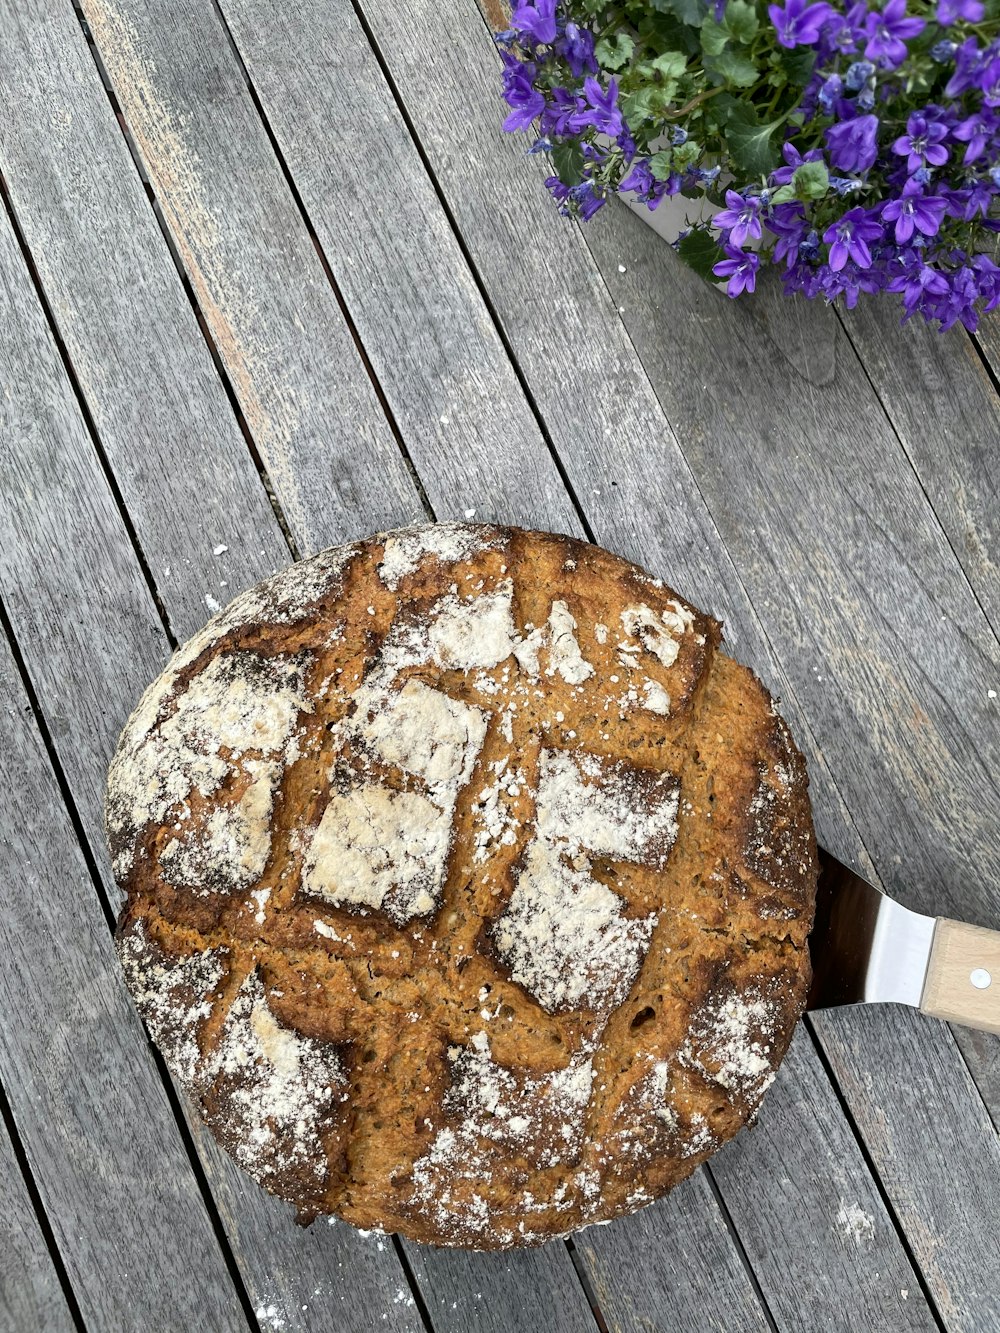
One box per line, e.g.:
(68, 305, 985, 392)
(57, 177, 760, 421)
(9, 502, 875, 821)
(108, 523, 816, 1248)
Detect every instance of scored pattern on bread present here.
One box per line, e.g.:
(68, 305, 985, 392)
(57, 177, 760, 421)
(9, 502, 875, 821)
(108, 523, 816, 1248)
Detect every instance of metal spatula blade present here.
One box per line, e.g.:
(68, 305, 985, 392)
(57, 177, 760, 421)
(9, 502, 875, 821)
(807, 847, 1000, 1035)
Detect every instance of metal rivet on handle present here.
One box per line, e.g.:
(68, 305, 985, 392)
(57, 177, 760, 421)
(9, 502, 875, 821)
(970, 968, 992, 990)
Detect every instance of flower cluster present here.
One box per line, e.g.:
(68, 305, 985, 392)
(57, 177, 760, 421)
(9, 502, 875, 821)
(498, 0, 1000, 330)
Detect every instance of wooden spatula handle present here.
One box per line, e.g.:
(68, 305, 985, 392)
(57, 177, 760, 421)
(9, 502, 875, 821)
(921, 918, 1000, 1035)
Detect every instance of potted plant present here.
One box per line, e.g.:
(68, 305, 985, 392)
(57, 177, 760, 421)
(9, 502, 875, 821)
(497, 0, 1000, 328)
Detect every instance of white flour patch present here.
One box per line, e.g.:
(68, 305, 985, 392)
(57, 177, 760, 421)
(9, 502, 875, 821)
(836, 1202, 876, 1244)
(107, 652, 310, 876)
(160, 758, 279, 893)
(205, 972, 346, 1185)
(619, 601, 694, 670)
(303, 785, 450, 923)
(118, 922, 225, 1083)
(681, 992, 779, 1105)
(491, 748, 679, 1012)
(546, 601, 594, 684)
(377, 523, 497, 589)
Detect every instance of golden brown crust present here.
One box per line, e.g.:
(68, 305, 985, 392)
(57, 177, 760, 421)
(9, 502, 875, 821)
(108, 523, 816, 1248)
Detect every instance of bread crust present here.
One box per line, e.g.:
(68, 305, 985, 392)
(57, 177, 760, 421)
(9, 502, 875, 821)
(109, 524, 816, 1248)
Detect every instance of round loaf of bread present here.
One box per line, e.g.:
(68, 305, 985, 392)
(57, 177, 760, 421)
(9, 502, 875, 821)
(108, 523, 816, 1248)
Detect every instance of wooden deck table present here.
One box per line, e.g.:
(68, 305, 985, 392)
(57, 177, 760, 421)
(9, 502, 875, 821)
(1, 2, 998, 1330)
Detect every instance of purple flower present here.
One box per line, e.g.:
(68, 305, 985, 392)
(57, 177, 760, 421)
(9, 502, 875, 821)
(560, 21, 597, 77)
(864, 0, 925, 69)
(819, 73, 844, 110)
(820, 259, 886, 307)
(931, 39, 957, 62)
(824, 2, 869, 53)
(713, 246, 761, 296)
(568, 77, 623, 137)
(823, 206, 883, 268)
(945, 37, 983, 97)
(570, 181, 605, 220)
(881, 183, 948, 241)
(772, 142, 825, 185)
(712, 190, 765, 246)
(619, 159, 678, 207)
(768, 0, 833, 47)
(953, 112, 993, 162)
(845, 59, 875, 90)
(936, 0, 983, 21)
(886, 255, 950, 312)
(979, 57, 1000, 107)
(892, 114, 950, 172)
(826, 113, 880, 172)
(511, 0, 557, 44)
(767, 203, 808, 267)
(502, 65, 545, 131)
(539, 85, 577, 136)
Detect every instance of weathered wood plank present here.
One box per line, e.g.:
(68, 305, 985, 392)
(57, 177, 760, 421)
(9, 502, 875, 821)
(578, 205, 1000, 1329)
(0, 1116, 76, 1333)
(214, 0, 577, 532)
(73, 0, 421, 561)
(0, 0, 287, 643)
(0, 616, 243, 1330)
(0, 201, 423, 1333)
(401, 1242, 598, 1333)
(813, 1005, 1000, 1331)
(320, 0, 946, 1322)
(78, 0, 570, 551)
(573, 1169, 772, 1333)
(836, 303, 1000, 638)
(712, 1029, 933, 1332)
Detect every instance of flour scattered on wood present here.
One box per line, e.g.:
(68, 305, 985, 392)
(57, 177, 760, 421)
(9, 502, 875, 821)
(836, 1202, 876, 1244)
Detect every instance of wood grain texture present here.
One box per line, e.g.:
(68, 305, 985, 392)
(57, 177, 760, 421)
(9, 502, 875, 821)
(837, 303, 1000, 640)
(78, 0, 422, 558)
(0, 1122, 75, 1333)
(922, 918, 1000, 1034)
(580, 204, 1000, 1330)
(0, 651, 244, 1328)
(573, 1169, 772, 1333)
(0, 198, 422, 1331)
(813, 1005, 1000, 1332)
(330, 0, 942, 1322)
(215, 0, 578, 534)
(711, 1029, 931, 1333)
(0, 0, 288, 644)
(401, 1241, 598, 1333)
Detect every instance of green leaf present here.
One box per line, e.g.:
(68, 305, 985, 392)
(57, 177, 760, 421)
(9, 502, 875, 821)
(552, 140, 584, 187)
(769, 183, 796, 205)
(595, 33, 636, 71)
(778, 45, 817, 86)
(672, 138, 701, 168)
(724, 104, 783, 176)
(638, 11, 703, 55)
(703, 48, 759, 87)
(622, 86, 661, 128)
(792, 159, 830, 200)
(650, 50, 688, 78)
(651, 0, 707, 27)
(723, 0, 759, 43)
(699, 15, 728, 53)
(676, 227, 725, 281)
(649, 150, 675, 181)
